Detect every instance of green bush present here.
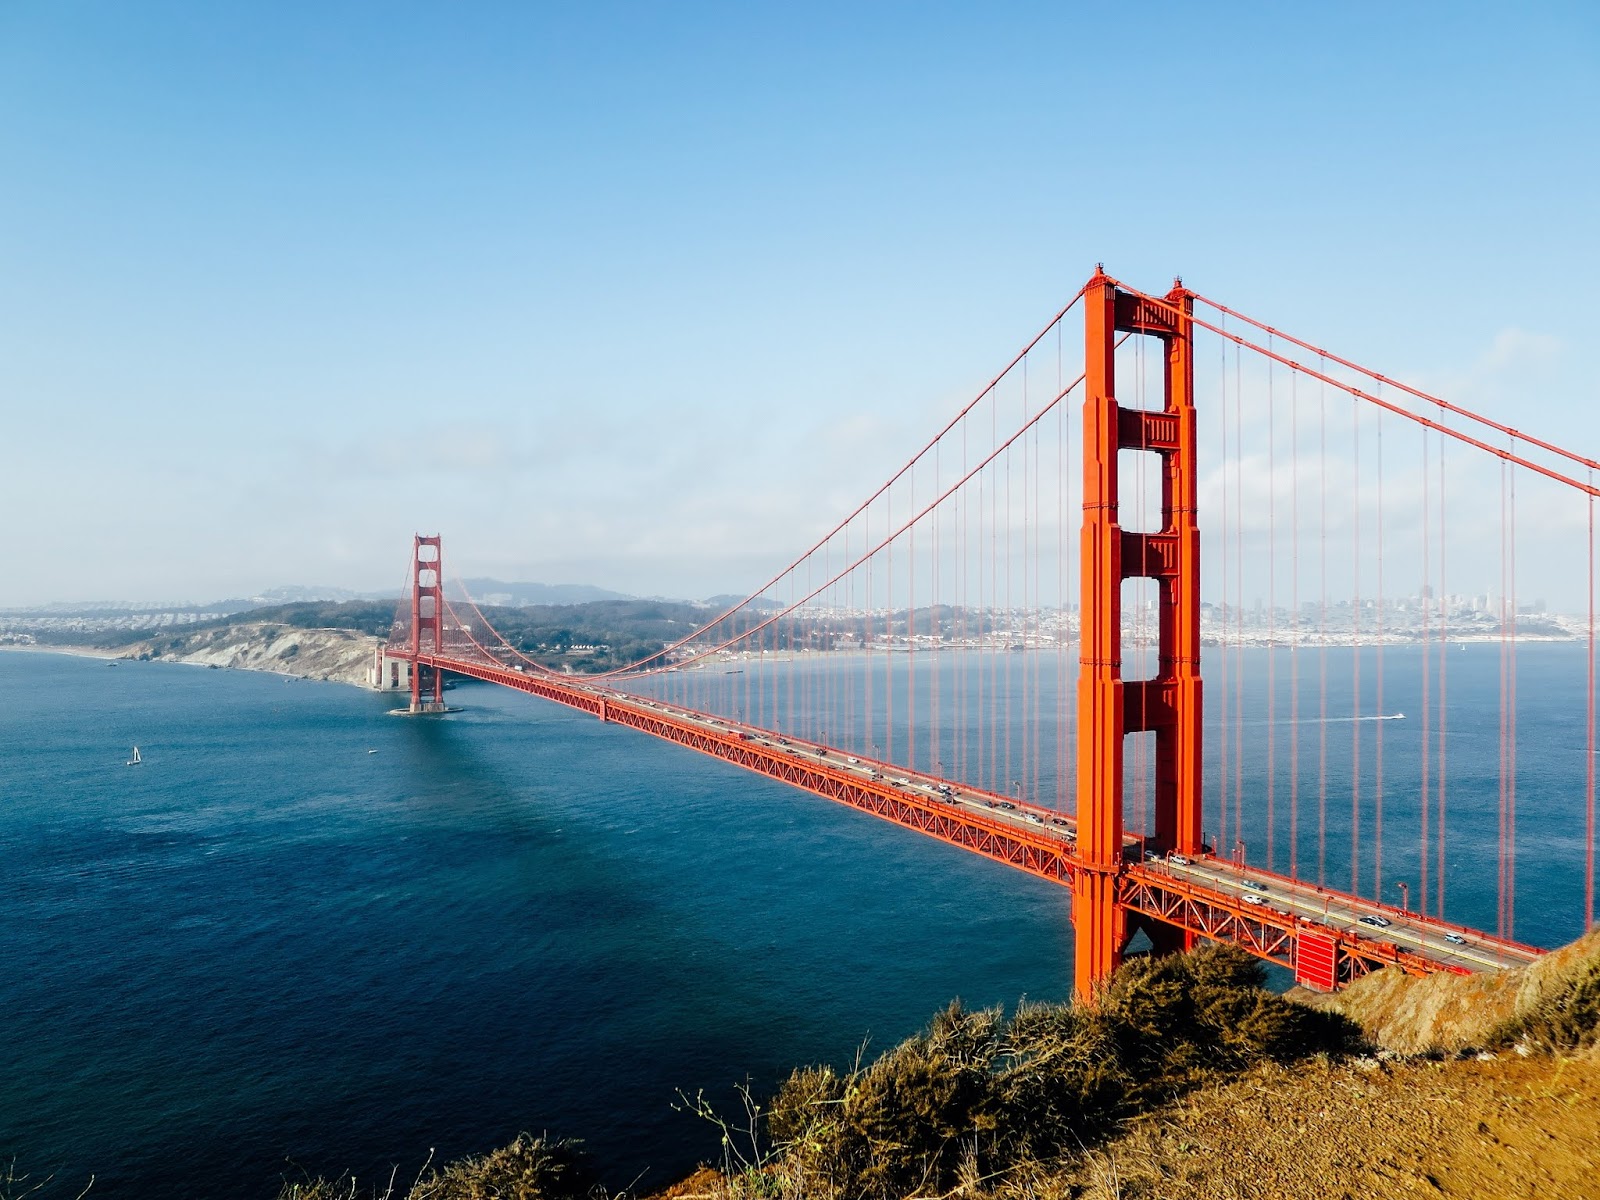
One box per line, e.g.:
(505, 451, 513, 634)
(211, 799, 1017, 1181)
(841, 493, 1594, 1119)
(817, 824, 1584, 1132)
(762, 943, 1362, 1200)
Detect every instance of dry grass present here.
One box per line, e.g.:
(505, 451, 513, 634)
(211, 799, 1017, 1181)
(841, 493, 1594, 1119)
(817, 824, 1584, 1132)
(1300, 926, 1600, 1055)
(1053, 1046, 1600, 1199)
(278, 1135, 597, 1200)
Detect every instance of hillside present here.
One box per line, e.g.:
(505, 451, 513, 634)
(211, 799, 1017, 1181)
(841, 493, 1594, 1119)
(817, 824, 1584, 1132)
(118, 623, 380, 686)
(1295, 925, 1600, 1054)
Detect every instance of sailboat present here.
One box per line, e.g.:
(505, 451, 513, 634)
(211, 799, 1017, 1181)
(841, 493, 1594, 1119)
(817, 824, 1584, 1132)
(126, 746, 142, 766)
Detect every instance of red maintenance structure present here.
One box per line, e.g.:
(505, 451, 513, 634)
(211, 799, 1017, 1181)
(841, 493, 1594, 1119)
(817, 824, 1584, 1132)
(387, 268, 1596, 999)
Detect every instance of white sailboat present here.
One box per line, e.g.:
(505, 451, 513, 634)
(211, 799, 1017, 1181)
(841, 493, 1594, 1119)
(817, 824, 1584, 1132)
(126, 746, 142, 766)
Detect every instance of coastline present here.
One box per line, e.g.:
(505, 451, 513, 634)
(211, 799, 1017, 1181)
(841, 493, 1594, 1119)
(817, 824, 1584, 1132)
(1, 626, 381, 689)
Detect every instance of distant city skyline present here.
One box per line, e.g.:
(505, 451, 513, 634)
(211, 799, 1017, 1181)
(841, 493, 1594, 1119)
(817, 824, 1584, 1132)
(3, 3, 1595, 606)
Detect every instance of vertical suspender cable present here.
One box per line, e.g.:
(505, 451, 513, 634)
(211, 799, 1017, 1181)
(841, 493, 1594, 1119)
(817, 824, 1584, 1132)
(1219, 319, 1231, 853)
(909, 455, 917, 773)
(1498, 460, 1509, 939)
(1018, 360, 1027, 801)
(1320, 359, 1329, 886)
(1438, 437, 1449, 920)
(885, 485, 894, 764)
(1508, 454, 1518, 937)
(1268, 342, 1278, 869)
(1375, 404, 1385, 899)
(1420, 429, 1432, 916)
(1234, 341, 1245, 850)
(1290, 366, 1301, 878)
(1351, 390, 1363, 896)
(1589, 476, 1596, 931)
(928, 441, 934, 780)
(1005, 413, 1014, 801)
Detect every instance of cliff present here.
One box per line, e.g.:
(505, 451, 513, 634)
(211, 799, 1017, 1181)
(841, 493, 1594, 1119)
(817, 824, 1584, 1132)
(119, 622, 381, 687)
(1292, 925, 1600, 1054)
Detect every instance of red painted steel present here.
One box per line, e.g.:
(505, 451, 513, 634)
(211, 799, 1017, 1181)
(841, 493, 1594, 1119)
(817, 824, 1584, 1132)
(1074, 272, 1204, 999)
(409, 535, 445, 712)
(1295, 932, 1339, 992)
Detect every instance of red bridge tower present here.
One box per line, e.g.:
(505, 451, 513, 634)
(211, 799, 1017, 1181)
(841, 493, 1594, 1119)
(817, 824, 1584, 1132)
(409, 534, 447, 713)
(1073, 271, 1203, 999)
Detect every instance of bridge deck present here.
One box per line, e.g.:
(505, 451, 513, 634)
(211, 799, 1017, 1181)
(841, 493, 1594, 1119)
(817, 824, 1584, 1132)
(415, 652, 1545, 990)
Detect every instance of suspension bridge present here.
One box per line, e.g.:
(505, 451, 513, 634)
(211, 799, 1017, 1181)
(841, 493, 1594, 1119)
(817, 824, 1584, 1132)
(383, 268, 1597, 1000)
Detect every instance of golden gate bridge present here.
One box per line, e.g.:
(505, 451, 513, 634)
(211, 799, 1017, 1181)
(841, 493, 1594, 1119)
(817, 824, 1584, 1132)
(384, 268, 1596, 999)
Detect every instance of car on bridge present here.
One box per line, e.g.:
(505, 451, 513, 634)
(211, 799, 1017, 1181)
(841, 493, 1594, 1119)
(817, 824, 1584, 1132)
(1359, 914, 1392, 928)
(1241, 894, 1267, 906)
(1444, 932, 1467, 945)
(1168, 854, 1191, 866)
(1241, 879, 1269, 893)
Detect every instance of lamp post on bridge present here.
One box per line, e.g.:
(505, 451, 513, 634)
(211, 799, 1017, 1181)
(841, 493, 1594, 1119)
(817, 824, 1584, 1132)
(1396, 880, 1410, 916)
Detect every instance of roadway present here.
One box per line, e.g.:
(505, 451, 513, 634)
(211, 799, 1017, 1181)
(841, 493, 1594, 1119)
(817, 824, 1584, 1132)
(603, 686, 1542, 974)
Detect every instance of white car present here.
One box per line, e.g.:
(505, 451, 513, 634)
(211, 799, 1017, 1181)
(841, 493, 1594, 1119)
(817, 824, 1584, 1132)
(1242, 894, 1267, 906)
(1167, 854, 1191, 866)
(1444, 932, 1467, 945)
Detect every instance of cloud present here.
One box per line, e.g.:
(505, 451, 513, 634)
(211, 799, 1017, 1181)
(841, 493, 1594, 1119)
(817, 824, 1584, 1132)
(1480, 328, 1562, 373)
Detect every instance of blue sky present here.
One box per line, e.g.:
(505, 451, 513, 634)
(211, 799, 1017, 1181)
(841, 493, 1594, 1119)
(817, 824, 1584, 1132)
(2, 2, 1595, 604)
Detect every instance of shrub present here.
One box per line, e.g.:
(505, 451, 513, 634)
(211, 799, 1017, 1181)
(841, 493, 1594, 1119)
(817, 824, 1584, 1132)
(761, 944, 1363, 1199)
(409, 1134, 595, 1200)
(1492, 955, 1600, 1053)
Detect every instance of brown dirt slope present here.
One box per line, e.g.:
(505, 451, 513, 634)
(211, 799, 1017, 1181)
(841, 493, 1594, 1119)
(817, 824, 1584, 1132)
(1294, 927, 1600, 1054)
(1062, 1048, 1600, 1200)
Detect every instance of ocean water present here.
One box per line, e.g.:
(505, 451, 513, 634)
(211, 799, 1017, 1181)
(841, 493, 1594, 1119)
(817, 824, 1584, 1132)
(0, 653, 1074, 1197)
(2, 643, 1593, 1196)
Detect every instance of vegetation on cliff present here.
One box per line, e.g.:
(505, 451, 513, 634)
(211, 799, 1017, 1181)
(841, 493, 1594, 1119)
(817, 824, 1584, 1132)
(1297, 925, 1600, 1055)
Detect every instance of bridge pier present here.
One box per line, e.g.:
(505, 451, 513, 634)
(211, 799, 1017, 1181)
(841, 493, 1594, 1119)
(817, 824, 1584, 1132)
(1074, 270, 1201, 1000)
(409, 534, 447, 713)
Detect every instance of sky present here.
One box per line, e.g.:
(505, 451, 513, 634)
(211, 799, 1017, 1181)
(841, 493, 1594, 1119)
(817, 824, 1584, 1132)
(1, 2, 1596, 606)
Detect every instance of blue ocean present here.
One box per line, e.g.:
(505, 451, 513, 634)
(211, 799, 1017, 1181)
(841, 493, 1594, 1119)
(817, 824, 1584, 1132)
(0, 653, 1072, 1197)
(1, 644, 1592, 1196)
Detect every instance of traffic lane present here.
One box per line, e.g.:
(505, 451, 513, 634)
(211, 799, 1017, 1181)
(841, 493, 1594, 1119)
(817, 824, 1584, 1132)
(616, 698, 1087, 842)
(1156, 859, 1522, 970)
